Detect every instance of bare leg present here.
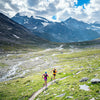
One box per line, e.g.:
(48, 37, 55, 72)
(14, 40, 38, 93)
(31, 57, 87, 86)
(45, 80, 47, 87)
(54, 76, 55, 80)
(54, 74, 56, 80)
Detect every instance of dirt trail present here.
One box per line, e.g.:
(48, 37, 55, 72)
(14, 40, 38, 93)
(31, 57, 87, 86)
(29, 76, 69, 100)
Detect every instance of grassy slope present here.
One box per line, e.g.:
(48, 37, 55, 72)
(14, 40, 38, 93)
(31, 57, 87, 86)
(36, 49, 100, 100)
(0, 46, 100, 100)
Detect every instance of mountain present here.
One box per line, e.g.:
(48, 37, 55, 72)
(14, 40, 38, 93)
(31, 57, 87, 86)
(90, 22, 100, 33)
(12, 13, 50, 31)
(12, 13, 100, 43)
(0, 13, 50, 51)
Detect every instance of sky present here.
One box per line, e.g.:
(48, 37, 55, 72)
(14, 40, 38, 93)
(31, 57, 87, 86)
(0, 0, 100, 23)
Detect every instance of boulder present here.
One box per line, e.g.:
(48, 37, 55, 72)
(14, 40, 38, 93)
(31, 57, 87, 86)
(66, 96, 73, 99)
(80, 77, 89, 82)
(91, 79, 100, 84)
(79, 84, 90, 91)
(56, 93, 65, 97)
(90, 98, 95, 100)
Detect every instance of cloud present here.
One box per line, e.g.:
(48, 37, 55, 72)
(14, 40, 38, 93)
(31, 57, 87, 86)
(82, 0, 100, 23)
(0, 0, 100, 23)
(0, 0, 21, 17)
(27, 0, 39, 7)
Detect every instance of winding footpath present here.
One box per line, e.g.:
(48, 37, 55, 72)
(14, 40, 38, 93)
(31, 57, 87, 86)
(29, 76, 69, 100)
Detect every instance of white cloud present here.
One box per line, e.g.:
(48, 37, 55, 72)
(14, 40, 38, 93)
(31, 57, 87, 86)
(82, 0, 100, 23)
(0, 0, 100, 23)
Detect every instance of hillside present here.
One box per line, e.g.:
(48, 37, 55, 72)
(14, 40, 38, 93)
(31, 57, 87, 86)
(0, 13, 50, 52)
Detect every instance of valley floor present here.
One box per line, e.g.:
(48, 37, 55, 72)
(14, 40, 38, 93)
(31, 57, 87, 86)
(0, 44, 100, 100)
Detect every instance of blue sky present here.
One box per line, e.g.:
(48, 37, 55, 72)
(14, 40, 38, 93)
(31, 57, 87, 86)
(0, 0, 100, 23)
(52, 0, 91, 20)
(75, 0, 90, 7)
(52, 15, 57, 20)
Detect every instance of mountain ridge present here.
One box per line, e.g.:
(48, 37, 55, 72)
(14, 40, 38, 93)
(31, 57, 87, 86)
(12, 13, 100, 43)
(0, 13, 52, 51)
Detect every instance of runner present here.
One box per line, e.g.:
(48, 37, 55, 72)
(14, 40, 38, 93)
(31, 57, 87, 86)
(51, 68, 57, 81)
(42, 72, 49, 87)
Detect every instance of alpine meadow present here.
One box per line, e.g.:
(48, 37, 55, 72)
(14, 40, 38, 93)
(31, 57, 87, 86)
(0, 0, 100, 100)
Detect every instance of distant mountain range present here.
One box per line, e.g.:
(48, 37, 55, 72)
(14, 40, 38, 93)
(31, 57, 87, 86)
(0, 13, 49, 49)
(12, 13, 100, 43)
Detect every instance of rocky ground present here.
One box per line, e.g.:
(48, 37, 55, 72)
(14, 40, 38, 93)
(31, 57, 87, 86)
(0, 45, 68, 82)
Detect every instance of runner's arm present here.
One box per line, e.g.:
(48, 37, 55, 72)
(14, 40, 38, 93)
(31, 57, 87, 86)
(42, 74, 44, 78)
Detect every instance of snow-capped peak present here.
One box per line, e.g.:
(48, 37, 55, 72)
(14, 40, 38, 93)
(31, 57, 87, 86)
(34, 16, 48, 22)
(42, 22, 49, 27)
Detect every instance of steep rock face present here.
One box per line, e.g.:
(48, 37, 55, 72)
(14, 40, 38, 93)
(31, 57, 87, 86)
(0, 13, 48, 46)
(12, 13, 100, 43)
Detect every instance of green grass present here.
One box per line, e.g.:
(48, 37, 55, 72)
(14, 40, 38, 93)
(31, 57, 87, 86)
(0, 47, 100, 100)
(0, 74, 45, 100)
(35, 49, 100, 100)
(0, 63, 8, 68)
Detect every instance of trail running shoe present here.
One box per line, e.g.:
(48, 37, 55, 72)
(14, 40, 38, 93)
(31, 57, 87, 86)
(51, 78, 52, 81)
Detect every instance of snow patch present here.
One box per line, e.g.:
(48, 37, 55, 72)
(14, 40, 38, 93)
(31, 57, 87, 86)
(24, 19, 28, 24)
(33, 27, 37, 29)
(13, 34, 20, 39)
(92, 25, 100, 29)
(8, 28, 12, 30)
(34, 16, 48, 22)
(42, 22, 49, 27)
(91, 25, 100, 31)
(86, 27, 90, 30)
